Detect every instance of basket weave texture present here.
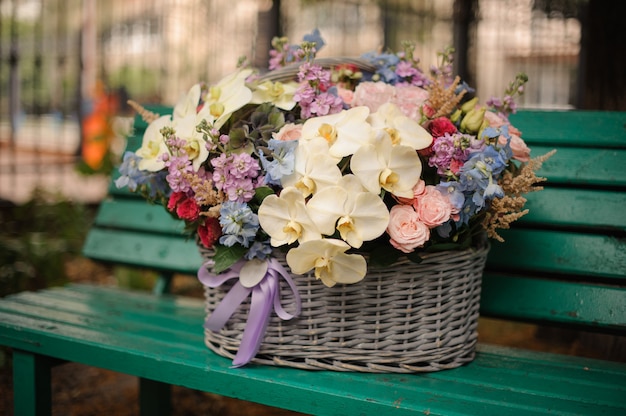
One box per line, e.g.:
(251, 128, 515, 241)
(202, 244, 489, 373)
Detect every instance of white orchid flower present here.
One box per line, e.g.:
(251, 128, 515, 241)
(136, 115, 172, 172)
(250, 80, 298, 111)
(170, 114, 210, 171)
(369, 102, 432, 150)
(199, 68, 254, 129)
(351, 131, 422, 199)
(281, 138, 342, 198)
(173, 83, 203, 120)
(258, 186, 321, 247)
(286, 239, 367, 287)
(300, 106, 372, 159)
(306, 175, 390, 248)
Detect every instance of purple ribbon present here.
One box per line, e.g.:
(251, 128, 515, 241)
(197, 258, 302, 367)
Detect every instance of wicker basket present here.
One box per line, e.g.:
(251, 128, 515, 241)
(201, 244, 489, 373)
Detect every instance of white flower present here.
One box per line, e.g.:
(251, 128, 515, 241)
(350, 130, 422, 199)
(369, 102, 432, 150)
(257, 187, 321, 247)
(300, 106, 372, 160)
(280, 138, 342, 198)
(135, 115, 172, 172)
(250, 80, 298, 111)
(306, 175, 389, 248)
(173, 83, 203, 120)
(286, 239, 367, 287)
(200, 68, 254, 129)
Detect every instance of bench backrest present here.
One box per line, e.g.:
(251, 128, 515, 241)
(83, 107, 626, 334)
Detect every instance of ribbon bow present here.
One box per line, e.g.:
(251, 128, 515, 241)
(197, 257, 302, 367)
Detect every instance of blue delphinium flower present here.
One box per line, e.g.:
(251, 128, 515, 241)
(302, 28, 325, 51)
(245, 240, 273, 261)
(360, 51, 400, 84)
(219, 201, 259, 248)
(116, 151, 169, 198)
(259, 139, 297, 186)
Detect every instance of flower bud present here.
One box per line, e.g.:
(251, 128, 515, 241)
(460, 97, 479, 114)
(450, 109, 462, 123)
(460, 107, 486, 134)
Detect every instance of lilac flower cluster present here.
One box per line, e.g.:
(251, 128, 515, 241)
(210, 152, 263, 203)
(162, 136, 195, 193)
(268, 29, 325, 70)
(428, 133, 483, 178)
(486, 72, 529, 119)
(293, 62, 343, 119)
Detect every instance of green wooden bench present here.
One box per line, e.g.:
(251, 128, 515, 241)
(1, 108, 625, 415)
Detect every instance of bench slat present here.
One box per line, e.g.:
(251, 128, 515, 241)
(1, 284, 625, 416)
(487, 228, 626, 280)
(510, 110, 626, 148)
(94, 199, 184, 234)
(480, 273, 626, 330)
(530, 145, 626, 187)
(82, 228, 202, 274)
(520, 187, 626, 231)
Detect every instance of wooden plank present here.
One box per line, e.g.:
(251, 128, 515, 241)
(529, 145, 626, 187)
(94, 199, 185, 234)
(510, 110, 626, 148)
(1, 285, 625, 416)
(486, 229, 626, 280)
(520, 188, 626, 231)
(481, 273, 626, 330)
(82, 228, 202, 274)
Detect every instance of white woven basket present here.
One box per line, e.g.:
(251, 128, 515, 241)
(201, 244, 489, 373)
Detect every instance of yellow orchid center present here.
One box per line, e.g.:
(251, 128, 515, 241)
(380, 168, 399, 187)
(209, 86, 221, 100)
(184, 141, 200, 160)
(337, 216, 356, 241)
(265, 81, 285, 98)
(282, 220, 302, 244)
(147, 141, 162, 158)
(385, 127, 401, 145)
(314, 256, 332, 281)
(210, 102, 225, 118)
(318, 123, 337, 144)
(295, 176, 316, 198)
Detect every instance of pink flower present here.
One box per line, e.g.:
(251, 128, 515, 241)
(273, 123, 302, 142)
(392, 85, 429, 120)
(415, 186, 451, 227)
(499, 134, 530, 162)
(396, 179, 426, 205)
(337, 87, 354, 105)
(352, 82, 396, 112)
(387, 205, 430, 253)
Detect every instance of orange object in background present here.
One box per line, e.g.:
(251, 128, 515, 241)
(81, 82, 119, 171)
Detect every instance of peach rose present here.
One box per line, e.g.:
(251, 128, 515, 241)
(352, 82, 396, 112)
(415, 186, 452, 227)
(273, 123, 302, 141)
(392, 85, 429, 121)
(396, 179, 426, 205)
(387, 205, 430, 253)
(337, 87, 354, 105)
(499, 134, 530, 162)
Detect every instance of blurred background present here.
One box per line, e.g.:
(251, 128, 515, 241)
(1, 1, 624, 413)
(1, 0, 624, 205)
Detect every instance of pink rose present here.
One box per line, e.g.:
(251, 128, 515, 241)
(352, 82, 396, 112)
(337, 87, 354, 105)
(392, 85, 429, 121)
(273, 123, 302, 141)
(387, 205, 430, 253)
(415, 186, 452, 227)
(396, 179, 426, 205)
(499, 134, 530, 162)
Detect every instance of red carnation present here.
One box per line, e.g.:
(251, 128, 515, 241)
(167, 192, 186, 212)
(176, 197, 200, 221)
(198, 217, 222, 249)
(428, 117, 457, 138)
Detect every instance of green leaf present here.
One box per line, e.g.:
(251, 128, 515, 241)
(254, 186, 275, 203)
(212, 244, 247, 274)
(367, 245, 401, 268)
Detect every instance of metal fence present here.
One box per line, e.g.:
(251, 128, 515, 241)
(0, 0, 584, 204)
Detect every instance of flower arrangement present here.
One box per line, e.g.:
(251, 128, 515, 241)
(117, 30, 551, 285)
